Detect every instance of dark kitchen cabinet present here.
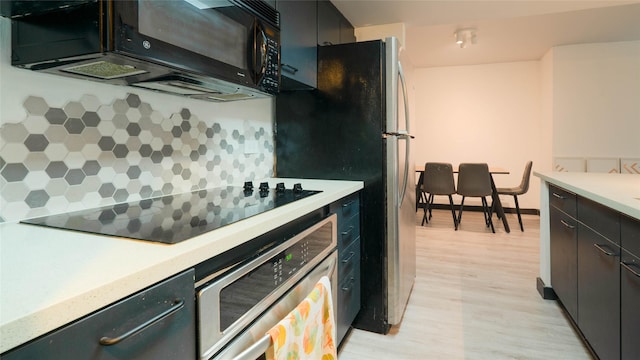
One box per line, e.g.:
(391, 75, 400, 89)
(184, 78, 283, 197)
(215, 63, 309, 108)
(2, 269, 196, 360)
(577, 223, 620, 360)
(330, 192, 361, 345)
(549, 184, 578, 321)
(621, 216, 640, 360)
(276, 0, 317, 89)
(576, 197, 621, 360)
(549, 205, 578, 321)
(547, 182, 640, 360)
(317, 0, 355, 46)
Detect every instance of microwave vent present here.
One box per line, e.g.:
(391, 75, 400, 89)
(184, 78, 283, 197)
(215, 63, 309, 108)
(232, 0, 279, 28)
(62, 61, 148, 80)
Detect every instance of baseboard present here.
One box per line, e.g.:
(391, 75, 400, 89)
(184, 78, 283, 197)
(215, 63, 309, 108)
(536, 277, 558, 300)
(423, 203, 540, 216)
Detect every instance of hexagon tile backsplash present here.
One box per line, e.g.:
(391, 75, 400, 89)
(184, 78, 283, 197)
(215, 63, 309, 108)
(0, 94, 274, 223)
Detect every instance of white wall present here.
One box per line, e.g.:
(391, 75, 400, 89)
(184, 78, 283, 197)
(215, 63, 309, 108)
(552, 41, 640, 159)
(355, 23, 406, 46)
(414, 61, 543, 209)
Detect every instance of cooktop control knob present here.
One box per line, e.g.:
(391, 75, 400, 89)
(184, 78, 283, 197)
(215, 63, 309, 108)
(293, 183, 303, 193)
(275, 182, 285, 193)
(258, 182, 269, 197)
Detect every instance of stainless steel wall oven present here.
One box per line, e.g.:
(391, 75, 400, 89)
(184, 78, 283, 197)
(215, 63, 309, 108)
(194, 209, 337, 360)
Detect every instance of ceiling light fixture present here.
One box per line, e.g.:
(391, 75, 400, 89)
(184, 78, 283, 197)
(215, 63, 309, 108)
(454, 28, 477, 49)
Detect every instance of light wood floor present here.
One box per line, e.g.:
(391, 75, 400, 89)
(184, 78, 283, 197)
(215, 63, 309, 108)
(338, 209, 593, 360)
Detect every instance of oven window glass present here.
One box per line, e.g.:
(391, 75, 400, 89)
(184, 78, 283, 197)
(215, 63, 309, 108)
(219, 254, 281, 331)
(218, 221, 333, 331)
(138, 0, 247, 69)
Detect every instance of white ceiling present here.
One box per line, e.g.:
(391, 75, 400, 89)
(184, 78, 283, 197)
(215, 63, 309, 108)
(331, 0, 640, 68)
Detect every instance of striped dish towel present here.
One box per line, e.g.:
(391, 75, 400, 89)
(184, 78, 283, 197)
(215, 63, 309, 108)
(266, 276, 337, 360)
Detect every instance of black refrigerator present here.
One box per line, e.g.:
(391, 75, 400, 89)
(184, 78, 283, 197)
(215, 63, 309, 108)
(275, 37, 416, 334)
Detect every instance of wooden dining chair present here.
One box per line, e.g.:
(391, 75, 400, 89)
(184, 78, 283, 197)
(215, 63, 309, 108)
(496, 161, 533, 231)
(421, 162, 458, 229)
(456, 163, 495, 233)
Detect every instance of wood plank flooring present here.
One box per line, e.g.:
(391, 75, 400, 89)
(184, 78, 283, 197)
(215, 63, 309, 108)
(338, 210, 592, 359)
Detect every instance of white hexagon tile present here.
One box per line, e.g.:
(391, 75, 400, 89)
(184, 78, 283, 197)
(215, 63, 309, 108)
(0, 94, 274, 222)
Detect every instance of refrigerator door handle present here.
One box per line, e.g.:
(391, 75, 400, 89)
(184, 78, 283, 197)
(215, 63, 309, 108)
(382, 131, 415, 139)
(397, 59, 412, 207)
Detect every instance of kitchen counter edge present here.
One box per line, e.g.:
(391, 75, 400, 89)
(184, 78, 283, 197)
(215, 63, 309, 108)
(0, 178, 363, 354)
(533, 171, 640, 220)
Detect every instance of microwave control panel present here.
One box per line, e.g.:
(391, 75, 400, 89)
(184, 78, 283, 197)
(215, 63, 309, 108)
(259, 37, 280, 95)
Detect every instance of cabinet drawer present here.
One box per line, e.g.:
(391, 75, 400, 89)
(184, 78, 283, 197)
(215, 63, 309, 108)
(622, 215, 640, 257)
(549, 184, 577, 218)
(339, 214, 360, 250)
(578, 197, 620, 244)
(339, 238, 360, 280)
(336, 267, 361, 345)
(3, 269, 196, 360)
(330, 193, 360, 225)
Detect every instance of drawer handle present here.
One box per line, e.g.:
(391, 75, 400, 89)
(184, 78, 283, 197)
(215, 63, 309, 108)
(341, 277, 355, 291)
(99, 298, 185, 346)
(621, 262, 640, 277)
(593, 243, 617, 257)
(281, 63, 298, 74)
(342, 251, 356, 263)
(560, 219, 575, 229)
(342, 200, 355, 209)
(341, 226, 354, 238)
(552, 192, 566, 200)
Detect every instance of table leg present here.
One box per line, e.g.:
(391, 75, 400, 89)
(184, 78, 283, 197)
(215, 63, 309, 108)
(490, 175, 510, 233)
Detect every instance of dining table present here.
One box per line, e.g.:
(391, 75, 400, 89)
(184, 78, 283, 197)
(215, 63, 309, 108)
(415, 164, 511, 233)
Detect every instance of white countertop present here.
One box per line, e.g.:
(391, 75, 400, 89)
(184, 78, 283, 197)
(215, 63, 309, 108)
(0, 178, 363, 354)
(534, 171, 640, 220)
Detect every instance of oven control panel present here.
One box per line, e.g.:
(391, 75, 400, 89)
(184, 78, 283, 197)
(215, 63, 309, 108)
(272, 239, 312, 286)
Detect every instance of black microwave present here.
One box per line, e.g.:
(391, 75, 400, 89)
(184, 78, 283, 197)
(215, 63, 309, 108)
(8, 0, 281, 101)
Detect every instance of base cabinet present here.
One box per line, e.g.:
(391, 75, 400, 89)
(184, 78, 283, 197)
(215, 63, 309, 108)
(2, 269, 196, 360)
(548, 183, 640, 360)
(621, 217, 640, 359)
(549, 184, 578, 320)
(330, 192, 361, 345)
(550, 206, 578, 320)
(577, 224, 620, 360)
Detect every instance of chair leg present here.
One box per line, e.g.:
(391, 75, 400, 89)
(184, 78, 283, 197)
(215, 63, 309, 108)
(482, 197, 495, 233)
(514, 195, 524, 231)
(448, 194, 458, 230)
(421, 198, 429, 226)
(428, 194, 434, 220)
(481, 197, 490, 226)
(457, 197, 466, 227)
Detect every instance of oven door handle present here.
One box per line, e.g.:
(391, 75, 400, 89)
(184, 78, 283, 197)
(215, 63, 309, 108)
(230, 257, 337, 360)
(230, 334, 272, 360)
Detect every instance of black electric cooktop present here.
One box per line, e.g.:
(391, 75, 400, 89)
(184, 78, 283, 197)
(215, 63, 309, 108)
(21, 182, 321, 244)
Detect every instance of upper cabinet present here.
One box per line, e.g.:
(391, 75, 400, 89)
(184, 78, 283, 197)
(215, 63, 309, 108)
(318, 0, 355, 46)
(276, 0, 318, 89)
(276, 0, 354, 90)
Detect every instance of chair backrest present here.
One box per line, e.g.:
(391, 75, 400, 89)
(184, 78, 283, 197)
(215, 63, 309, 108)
(457, 163, 492, 197)
(519, 161, 533, 194)
(423, 162, 455, 195)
